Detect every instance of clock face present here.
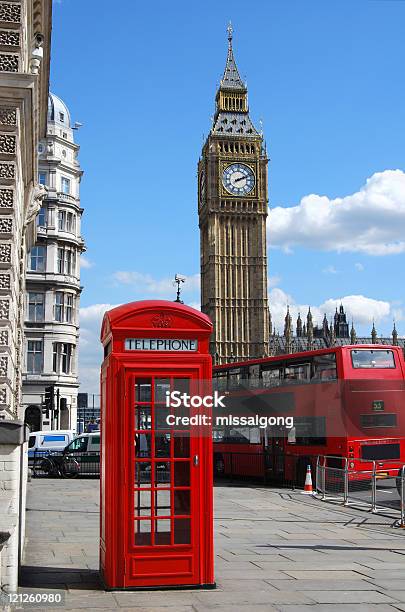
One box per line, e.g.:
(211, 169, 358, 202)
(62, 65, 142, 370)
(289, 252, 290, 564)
(222, 163, 255, 196)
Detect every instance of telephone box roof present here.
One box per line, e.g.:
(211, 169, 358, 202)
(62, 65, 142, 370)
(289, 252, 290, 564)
(101, 300, 212, 343)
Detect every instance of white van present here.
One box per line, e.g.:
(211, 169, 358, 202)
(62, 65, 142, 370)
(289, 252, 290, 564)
(28, 430, 76, 463)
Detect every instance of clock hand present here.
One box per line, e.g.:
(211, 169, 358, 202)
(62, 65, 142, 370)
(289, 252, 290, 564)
(234, 176, 246, 183)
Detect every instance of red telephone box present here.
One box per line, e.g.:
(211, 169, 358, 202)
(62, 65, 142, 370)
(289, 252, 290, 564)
(100, 300, 215, 589)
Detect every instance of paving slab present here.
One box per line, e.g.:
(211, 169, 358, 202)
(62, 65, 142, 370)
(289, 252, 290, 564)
(303, 590, 398, 604)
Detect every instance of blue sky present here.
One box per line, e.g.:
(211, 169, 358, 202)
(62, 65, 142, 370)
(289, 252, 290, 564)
(50, 0, 405, 392)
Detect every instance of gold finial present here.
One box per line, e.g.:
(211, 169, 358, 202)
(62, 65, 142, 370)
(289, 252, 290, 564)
(227, 21, 233, 47)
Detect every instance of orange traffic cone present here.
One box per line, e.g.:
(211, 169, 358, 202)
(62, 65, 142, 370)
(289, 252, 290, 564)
(301, 464, 313, 494)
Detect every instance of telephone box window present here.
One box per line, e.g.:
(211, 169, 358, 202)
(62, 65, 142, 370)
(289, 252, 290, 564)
(135, 521, 151, 546)
(154, 378, 170, 402)
(155, 490, 170, 516)
(134, 491, 151, 516)
(135, 462, 151, 486)
(136, 379, 152, 402)
(174, 519, 191, 544)
(135, 406, 151, 430)
(174, 462, 190, 487)
(155, 462, 171, 486)
(155, 520, 171, 545)
(174, 490, 190, 515)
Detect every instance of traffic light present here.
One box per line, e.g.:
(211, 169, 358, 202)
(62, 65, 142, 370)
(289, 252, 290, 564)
(43, 385, 54, 418)
(60, 397, 67, 411)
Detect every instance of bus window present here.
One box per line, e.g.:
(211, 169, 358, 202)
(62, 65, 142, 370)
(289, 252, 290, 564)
(360, 413, 397, 428)
(248, 364, 261, 388)
(261, 365, 281, 388)
(221, 427, 261, 444)
(294, 416, 326, 446)
(213, 371, 228, 392)
(284, 363, 310, 383)
(228, 368, 242, 390)
(312, 353, 337, 380)
(351, 349, 395, 369)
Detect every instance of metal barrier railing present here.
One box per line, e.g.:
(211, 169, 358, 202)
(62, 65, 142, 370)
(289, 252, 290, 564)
(31, 449, 100, 478)
(315, 455, 405, 527)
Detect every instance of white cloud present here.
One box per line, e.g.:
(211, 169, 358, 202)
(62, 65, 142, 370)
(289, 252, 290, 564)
(354, 263, 364, 271)
(322, 265, 339, 275)
(268, 275, 281, 288)
(113, 271, 201, 297)
(80, 256, 94, 269)
(268, 169, 405, 255)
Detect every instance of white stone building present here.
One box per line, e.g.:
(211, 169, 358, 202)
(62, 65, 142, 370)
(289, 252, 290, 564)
(0, 0, 52, 592)
(22, 93, 85, 432)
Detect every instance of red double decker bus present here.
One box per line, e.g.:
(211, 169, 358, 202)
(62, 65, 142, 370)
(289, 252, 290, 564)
(212, 345, 405, 485)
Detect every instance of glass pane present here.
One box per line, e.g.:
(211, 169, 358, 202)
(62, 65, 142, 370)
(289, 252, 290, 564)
(174, 519, 190, 544)
(155, 519, 171, 545)
(135, 462, 151, 486)
(135, 378, 152, 402)
(155, 407, 173, 430)
(155, 461, 171, 486)
(154, 489, 171, 517)
(174, 490, 190, 515)
(135, 520, 151, 546)
(135, 406, 152, 430)
(174, 462, 190, 486)
(174, 433, 190, 458)
(173, 378, 190, 394)
(134, 490, 151, 517)
(155, 434, 170, 458)
(135, 433, 151, 458)
(155, 378, 170, 403)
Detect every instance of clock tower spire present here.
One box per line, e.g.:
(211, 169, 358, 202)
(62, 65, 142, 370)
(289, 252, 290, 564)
(198, 26, 269, 363)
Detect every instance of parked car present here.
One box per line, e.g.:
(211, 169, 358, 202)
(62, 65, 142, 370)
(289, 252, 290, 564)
(28, 430, 76, 465)
(60, 432, 100, 476)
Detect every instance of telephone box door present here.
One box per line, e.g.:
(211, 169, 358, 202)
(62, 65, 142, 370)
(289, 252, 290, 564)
(124, 370, 202, 587)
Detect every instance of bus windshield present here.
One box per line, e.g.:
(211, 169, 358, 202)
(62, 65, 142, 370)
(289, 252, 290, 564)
(351, 349, 395, 369)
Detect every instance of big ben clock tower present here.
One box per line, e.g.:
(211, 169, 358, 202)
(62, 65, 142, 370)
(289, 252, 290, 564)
(198, 25, 269, 363)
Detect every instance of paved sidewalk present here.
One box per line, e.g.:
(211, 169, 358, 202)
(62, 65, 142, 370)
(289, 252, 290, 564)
(20, 479, 405, 611)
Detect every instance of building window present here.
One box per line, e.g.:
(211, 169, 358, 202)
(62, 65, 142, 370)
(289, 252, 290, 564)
(27, 340, 43, 373)
(53, 342, 73, 374)
(37, 206, 46, 227)
(66, 294, 73, 323)
(66, 212, 75, 233)
(58, 210, 65, 231)
(29, 246, 46, 272)
(28, 293, 44, 322)
(57, 247, 75, 276)
(61, 177, 70, 194)
(58, 210, 76, 233)
(54, 292, 74, 323)
(38, 172, 46, 185)
(59, 112, 65, 122)
(55, 292, 63, 322)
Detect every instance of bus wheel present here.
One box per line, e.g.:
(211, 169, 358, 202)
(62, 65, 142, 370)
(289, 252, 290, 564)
(214, 455, 225, 476)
